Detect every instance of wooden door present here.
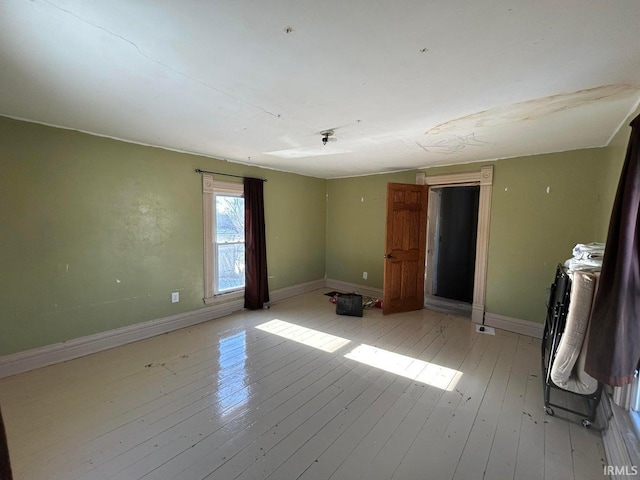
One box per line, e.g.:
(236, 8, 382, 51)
(383, 183, 428, 314)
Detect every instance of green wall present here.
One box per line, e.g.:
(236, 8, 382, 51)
(593, 109, 637, 241)
(1, 112, 630, 356)
(326, 171, 415, 288)
(593, 144, 625, 240)
(0, 116, 326, 356)
(326, 148, 623, 324)
(483, 150, 607, 321)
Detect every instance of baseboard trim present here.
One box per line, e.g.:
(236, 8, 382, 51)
(0, 279, 325, 379)
(0, 282, 544, 378)
(324, 279, 383, 299)
(471, 304, 484, 325)
(269, 279, 326, 303)
(326, 281, 543, 340)
(483, 312, 544, 339)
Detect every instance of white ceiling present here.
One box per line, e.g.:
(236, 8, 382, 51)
(1, 1, 639, 179)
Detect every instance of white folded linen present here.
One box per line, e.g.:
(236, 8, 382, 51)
(564, 257, 603, 272)
(572, 242, 605, 260)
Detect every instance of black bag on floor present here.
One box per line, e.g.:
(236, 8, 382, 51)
(336, 293, 363, 317)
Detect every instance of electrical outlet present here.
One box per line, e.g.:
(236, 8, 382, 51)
(363, 272, 368, 280)
(171, 292, 179, 303)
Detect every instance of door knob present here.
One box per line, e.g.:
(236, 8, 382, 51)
(384, 253, 394, 259)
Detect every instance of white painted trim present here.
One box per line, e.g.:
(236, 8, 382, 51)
(0, 279, 325, 379)
(202, 173, 214, 300)
(424, 171, 482, 186)
(326, 282, 540, 340)
(417, 166, 493, 325)
(2, 279, 547, 379)
(425, 188, 441, 296)
(204, 177, 245, 297)
(325, 278, 383, 299)
(204, 290, 244, 305)
(0, 299, 242, 379)
(600, 392, 640, 479)
(472, 305, 485, 325)
(483, 312, 544, 339)
(472, 166, 493, 321)
(269, 279, 326, 303)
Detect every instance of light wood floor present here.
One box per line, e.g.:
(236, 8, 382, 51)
(0, 290, 608, 480)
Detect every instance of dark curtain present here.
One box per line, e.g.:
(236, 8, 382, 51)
(244, 177, 269, 310)
(0, 406, 12, 480)
(585, 113, 640, 386)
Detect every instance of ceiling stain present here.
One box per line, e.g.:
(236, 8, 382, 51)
(417, 133, 489, 155)
(425, 84, 640, 136)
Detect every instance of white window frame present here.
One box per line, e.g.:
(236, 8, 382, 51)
(631, 372, 640, 433)
(202, 174, 245, 303)
(611, 371, 640, 461)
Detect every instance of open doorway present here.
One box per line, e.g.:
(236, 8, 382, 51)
(425, 185, 480, 316)
(418, 166, 493, 324)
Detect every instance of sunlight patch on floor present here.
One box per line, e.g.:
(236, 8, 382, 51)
(255, 319, 351, 353)
(255, 320, 462, 390)
(344, 343, 463, 391)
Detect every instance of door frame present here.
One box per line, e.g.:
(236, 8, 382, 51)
(425, 188, 441, 296)
(416, 165, 493, 324)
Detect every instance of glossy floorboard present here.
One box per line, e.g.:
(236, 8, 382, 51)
(0, 290, 608, 480)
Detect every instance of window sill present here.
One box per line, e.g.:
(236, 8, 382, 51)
(607, 394, 640, 470)
(203, 290, 244, 305)
(631, 410, 640, 448)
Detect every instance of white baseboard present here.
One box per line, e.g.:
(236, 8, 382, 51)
(0, 280, 544, 378)
(483, 312, 544, 339)
(325, 279, 383, 299)
(472, 305, 484, 325)
(0, 279, 325, 379)
(323, 282, 542, 340)
(269, 279, 325, 303)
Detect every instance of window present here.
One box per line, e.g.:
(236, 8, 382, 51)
(202, 175, 244, 302)
(214, 192, 245, 294)
(631, 371, 640, 433)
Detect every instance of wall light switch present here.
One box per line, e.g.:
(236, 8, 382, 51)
(171, 292, 179, 303)
(363, 272, 368, 280)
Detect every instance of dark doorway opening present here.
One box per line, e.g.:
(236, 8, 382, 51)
(433, 186, 480, 303)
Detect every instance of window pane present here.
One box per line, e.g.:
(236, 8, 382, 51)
(215, 195, 244, 243)
(217, 243, 245, 292)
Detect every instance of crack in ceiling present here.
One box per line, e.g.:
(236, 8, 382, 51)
(41, 0, 282, 120)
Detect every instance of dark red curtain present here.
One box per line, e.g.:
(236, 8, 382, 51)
(0, 406, 12, 480)
(585, 113, 640, 386)
(244, 177, 269, 310)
